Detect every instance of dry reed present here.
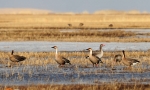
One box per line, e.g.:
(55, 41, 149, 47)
(0, 29, 147, 42)
(1, 51, 150, 67)
(1, 14, 150, 29)
(2, 83, 150, 90)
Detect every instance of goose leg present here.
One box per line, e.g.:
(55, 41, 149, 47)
(96, 63, 99, 67)
(60, 64, 65, 67)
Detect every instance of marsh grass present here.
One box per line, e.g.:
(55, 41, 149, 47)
(1, 51, 150, 67)
(2, 83, 150, 90)
(0, 29, 144, 42)
(0, 14, 150, 90)
(0, 14, 150, 42)
(0, 51, 150, 90)
(1, 14, 150, 29)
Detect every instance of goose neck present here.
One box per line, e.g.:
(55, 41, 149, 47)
(55, 48, 58, 54)
(100, 46, 103, 52)
(122, 51, 126, 59)
(11, 50, 14, 55)
(90, 50, 92, 56)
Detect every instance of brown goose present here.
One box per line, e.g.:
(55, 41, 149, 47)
(94, 44, 105, 58)
(86, 48, 103, 67)
(114, 54, 122, 63)
(9, 50, 26, 62)
(68, 24, 72, 27)
(121, 50, 140, 67)
(109, 24, 113, 27)
(79, 23, 84, 26)
(86, 44, 105, 59)
(51, 46, 71, 66)
(113, 54, 122, 66)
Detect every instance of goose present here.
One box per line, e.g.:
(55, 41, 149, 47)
(86, 48, 103, 67)
(68, 24, 72, 27)
(114, 54, 122, 63)
(94, 44, 105, 58)
(79, 23, 84, 26)
(112, 54, 123, 66)
(51, 46, 71, 66)
(109, 24, 113, 27)
(86, 44, 105, 59)
(121, 50, 140, 67)
(9, 50, 26, 63)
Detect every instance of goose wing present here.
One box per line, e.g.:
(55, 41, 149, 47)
(92, 52, 99, 56)
(94, 56, 103, 63)
(62, 57, 71, 64)
(127, 58, 140, 65)
(12, 55, 26, 62)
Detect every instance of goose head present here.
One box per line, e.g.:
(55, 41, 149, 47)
(86, 48, 92, 51)
(122, 50, 125, 53)
(100, 44, 105, 47)
(51, 46, 58, 49)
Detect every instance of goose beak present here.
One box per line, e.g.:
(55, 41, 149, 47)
(51, 47, 54, 48)
(86, 49, 89, 50)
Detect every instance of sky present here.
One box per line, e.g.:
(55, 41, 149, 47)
(0, 0, 150, 13)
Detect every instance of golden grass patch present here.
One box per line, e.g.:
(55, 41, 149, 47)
(0, 29, 146, 42)
(1, 51, 150, 67)
(0, 14, 150, 42)
(1, 14, 150, 29)
(2, 83, 150, 90)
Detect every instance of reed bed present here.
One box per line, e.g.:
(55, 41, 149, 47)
(0, 29, 149, 42)
(1, 51, 150, 66)
(2, 83, 150, 90)
(0, 51, 150, 90)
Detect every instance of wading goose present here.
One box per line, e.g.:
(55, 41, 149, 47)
(9, 50, 26, 63)
(86, 44, 105, 59)
(94, 44, 105, 58)
(86, 48, 103, 67)
(51, 46, 71, 66)
(121, 50, 140, 67)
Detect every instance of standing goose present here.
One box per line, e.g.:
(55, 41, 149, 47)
(51, 46, 71, 66)
(86, 48, 103, 67)
(9, 50, 26, 63)
(94, 44, 105, 58)
(121, 50, 140, 67)
(86, 44, 105, 59)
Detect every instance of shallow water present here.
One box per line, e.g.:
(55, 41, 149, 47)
(61, 29, 150, 33)
(0, 64, 150, 86)
(0, 41, 150, 52)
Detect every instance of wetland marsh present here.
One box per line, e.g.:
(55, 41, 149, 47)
(0, 14, 150, 90)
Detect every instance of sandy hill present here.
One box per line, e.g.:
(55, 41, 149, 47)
(0, 8, 52, 14)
